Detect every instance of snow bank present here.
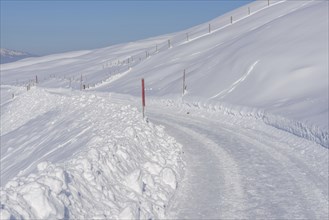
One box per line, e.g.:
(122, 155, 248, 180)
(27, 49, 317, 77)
(0, 85, 26, 107)
(150, 96, 329, 148)
(0, 88, 184, 219)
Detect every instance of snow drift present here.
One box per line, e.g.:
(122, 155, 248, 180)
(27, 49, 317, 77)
(0, 88, 184, 219)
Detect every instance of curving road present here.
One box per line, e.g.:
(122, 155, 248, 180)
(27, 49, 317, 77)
(148, 108, 329, 219)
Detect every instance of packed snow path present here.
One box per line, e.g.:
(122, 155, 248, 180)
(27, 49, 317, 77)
(147, 106, 329, 219)
(0, 88, 328, 219)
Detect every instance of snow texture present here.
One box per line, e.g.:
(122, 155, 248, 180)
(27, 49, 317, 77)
(0, 0, 328, 219)
(0, 88, 184, 219)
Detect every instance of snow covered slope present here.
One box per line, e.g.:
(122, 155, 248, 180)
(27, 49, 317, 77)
(1, 88, 184, 219)
(0, 0, 328, 219)
(0, 48, 36, 64)
(1, 0, 327, 146)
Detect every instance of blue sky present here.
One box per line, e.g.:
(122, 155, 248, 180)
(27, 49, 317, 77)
(1, 0, 253, 55)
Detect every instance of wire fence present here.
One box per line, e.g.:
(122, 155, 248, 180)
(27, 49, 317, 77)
(6, 0, 281, 95)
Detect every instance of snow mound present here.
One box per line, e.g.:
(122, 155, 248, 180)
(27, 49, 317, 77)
(0, 88, 184, 219)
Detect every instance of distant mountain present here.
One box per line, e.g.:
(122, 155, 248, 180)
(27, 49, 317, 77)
(0, 48, 37, 64)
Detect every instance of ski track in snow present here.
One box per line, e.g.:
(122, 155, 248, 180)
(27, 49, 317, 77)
(81, 0, 288, 91)
(89, 67, 132, 90)
(209, 60, 259, 100)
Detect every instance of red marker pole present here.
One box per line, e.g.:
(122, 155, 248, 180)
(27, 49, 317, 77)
(141, 78, 146, 118)
(183, 69, 186, 96)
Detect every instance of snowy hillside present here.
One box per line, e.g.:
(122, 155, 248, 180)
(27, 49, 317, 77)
(1, 0, 328, 219)
(1, 0, 327, 146)
(0, 48, 36, 64)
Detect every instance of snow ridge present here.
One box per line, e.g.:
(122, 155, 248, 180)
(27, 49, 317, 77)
(0, 88, 184, 219)
(150, 97, 328, 148)
(0, 48, 36, 64)
(0, 48, 30, 57)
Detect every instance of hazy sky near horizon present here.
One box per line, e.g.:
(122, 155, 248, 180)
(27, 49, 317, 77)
(1, 0, 253, 55)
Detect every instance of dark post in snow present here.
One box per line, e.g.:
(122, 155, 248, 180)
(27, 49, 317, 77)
(231, 16, 233, 24)
(155, 44, 158, 52)
(168, 39, 171, 48)
(35, 75, 38, 84)
(186, 33, 189, 41)
(183, 69, 186, 96)
(141, 78, 146, 118)
(208, 24, 211, 33)
(248, 7, 251, 15)
(268, 0, 270, 6)
(80, 74, 83, 90)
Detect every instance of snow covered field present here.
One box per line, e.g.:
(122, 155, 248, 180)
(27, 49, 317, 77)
(1, 0, 328, 219)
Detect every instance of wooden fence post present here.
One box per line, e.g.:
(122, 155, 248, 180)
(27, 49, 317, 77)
(141, 78, 146, 118)
(80, 74, 83, 90)
(35, 75, 38, 84)
(183, 69, 186, 96)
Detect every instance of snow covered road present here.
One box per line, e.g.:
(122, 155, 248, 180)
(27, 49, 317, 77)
(1, 0, 328, 218)
(148, 105, 329, 219)
(1, 88, 328, 219)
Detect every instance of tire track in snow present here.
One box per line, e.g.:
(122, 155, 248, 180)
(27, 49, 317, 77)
(230, 124, 329, 219)
(149, 110, 328, 219)
(184, 114, 328, 219)
(151, 116, 247, 219)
